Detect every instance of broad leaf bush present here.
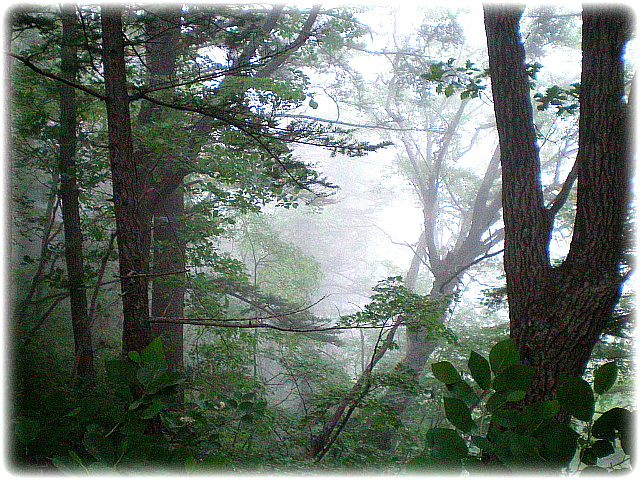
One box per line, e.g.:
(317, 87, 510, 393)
(13, 338, 197, 472)
(408, 339, 634, 474)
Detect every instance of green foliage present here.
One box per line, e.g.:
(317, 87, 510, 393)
(421, 57, 546, 100)
(409, 339, 634, 474)
(13, 338, 194, 472)
(533, 83, 580, 115)
(420, 58, 489, 99)
(339, 277, 457, 344)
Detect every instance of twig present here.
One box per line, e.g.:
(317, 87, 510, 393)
(10, 52, 106, 100)
(311, 319, 402, 460)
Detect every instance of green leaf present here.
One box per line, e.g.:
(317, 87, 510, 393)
(492, 408, 521, 428)
(514, 400, 561, 434)
(82, 431, 116, 464)
(431, 361, 462, 385)
(492, 364, 535, 392)
(468, 351, 491, 390)
(138, 368, 184, 395)
(444, 83, 455, 97)
(592, 407, 632, 454)
(52, 451, 86, 473)
(508, 434, 544, 464)
(534, 420, 579, 468)
(590, 439, 615, 458)
(127, 350, 142, 364)
(593, 361, 617, 395)
(105, 357, 138, 385)
(506, 390, 526, 402)
(519, 400, 560, 427)
(141, 337, 167, 367)
(489, 338, 520, 375)
(128, 350, 142, 364)
(139, 399, 166, 419)
(424, 427, 469, 463)
(443, 397, 476, 433)
(557, 377, 594, 422)
(447, 380, 478, 407)
(485, 390, 512, 413)
(308, 99, 319, 109)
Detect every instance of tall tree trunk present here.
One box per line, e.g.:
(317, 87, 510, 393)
(101, 4, 152, 354)
(59, 3, 95, 388)
(484, 5, 631, 404)
(150, 187, 185, 370)
(137, 4, 321, 366)
(137, 6, 185, 370)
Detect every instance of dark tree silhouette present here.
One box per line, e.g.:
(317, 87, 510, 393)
(484, 4, 632, 405)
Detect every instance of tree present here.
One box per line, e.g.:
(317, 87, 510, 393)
(484, 5, 632, 404)
(101, 3, 153, 354)
(59, 3, 95, 388)
(137, 5, 185, 370)
(324, 9, 504, 450)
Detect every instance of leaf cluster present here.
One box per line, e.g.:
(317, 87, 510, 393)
(533, 83, 580, 115)
(420, 58, 489, 99)
(409, 339, 634, 473)
(338, 277, 456, 343)
(14, 338, 193, 472)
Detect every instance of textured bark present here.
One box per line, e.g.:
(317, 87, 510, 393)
(136, 6, 185, 370)
(484, 5, 631, 404)
(150, 187, 185, 370)
(101, 4, 152, 354)
(59, 3, 95, 388)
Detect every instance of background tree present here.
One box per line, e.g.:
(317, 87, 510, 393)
(484, 4, 632, 404)
(58, 3, 95, 388)
(101, 3, 153, 354)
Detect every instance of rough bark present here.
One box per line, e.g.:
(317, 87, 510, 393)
(101, 4, 152, 354)
(484, 4, 631, 404)
(137, 6, 185, 370)
(59, 3, 95, 388)
(150, 187, 185, 370)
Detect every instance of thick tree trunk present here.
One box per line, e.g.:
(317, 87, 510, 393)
(150, 188, 185, 370)
(137, 6, 185, 370)
(101, 4, 152, 354)
(59, 3, 95, 388)
(484, 5, 631, 404)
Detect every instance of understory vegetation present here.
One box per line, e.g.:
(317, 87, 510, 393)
(8, 2, 635, 475)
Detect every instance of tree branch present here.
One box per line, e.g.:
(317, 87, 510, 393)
(545, 157, 578, 218)
(10, 53, 106, 100)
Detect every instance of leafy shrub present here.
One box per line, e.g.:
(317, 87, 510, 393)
(13, 338, 194, 473)
(408, 338, 634, 474)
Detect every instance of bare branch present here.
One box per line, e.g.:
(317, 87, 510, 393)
(438, 248, 504, 294)
(148, 317, 395, 333)
(546, 158, 578, 218)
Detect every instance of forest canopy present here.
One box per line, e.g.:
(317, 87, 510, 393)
(7, 2, 635, 474)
